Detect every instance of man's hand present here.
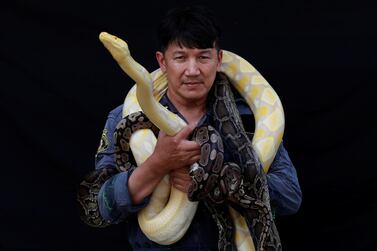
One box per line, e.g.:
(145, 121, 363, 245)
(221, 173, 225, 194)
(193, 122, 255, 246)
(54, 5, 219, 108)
(170, 166, 192, 193)
(129, 123, 200, 203)
(150, 123, 201, 176)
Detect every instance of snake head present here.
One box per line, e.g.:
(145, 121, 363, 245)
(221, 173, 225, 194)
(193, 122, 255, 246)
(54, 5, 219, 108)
(99, 32, 130, 62)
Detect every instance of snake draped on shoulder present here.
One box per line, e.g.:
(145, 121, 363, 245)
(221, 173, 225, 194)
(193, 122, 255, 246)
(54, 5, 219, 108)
(185, 73, 281, 251)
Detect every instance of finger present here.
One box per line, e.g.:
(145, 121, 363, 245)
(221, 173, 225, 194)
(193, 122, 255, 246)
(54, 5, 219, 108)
(180, 140, 201, 151)
(175, 123, 196, 140)
(171, 179, 191, 193)
(180, 150, 200, 163)
(170, 177, 190, 187)
(192, 155, 201, 164)
(157, 130, 166, 138)
(186, 154, 201, 165)
(170, 169, 191, 180)
(173, 183, 189, 193)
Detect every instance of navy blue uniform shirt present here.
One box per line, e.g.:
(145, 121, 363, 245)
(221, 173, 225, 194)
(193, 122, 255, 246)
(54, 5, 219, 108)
(95, 90, 302, 250)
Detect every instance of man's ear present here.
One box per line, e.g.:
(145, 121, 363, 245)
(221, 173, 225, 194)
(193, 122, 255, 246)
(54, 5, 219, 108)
(216, 50, 223, 72)
(156, 51, 166, 72)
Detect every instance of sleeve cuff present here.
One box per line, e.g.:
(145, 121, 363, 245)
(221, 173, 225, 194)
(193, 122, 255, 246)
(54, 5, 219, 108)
(114, 170, 150, 213)
(98, 170, 150, 223)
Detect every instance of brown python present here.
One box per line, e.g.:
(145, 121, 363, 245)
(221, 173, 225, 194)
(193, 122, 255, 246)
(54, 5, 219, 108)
(77, 167, 117, 227)
(184, 74, 281, 250)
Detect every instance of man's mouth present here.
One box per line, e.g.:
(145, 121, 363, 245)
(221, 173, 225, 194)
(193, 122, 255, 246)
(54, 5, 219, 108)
(183, 81, 202, 86)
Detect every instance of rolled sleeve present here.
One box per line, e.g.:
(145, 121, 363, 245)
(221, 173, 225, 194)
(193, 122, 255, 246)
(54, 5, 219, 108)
(267, 143, 302, 215)
(98, 170, 150, 224)
(95, 105, 150, 224)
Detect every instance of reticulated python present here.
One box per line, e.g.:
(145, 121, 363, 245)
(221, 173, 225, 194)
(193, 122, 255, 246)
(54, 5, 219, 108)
(78, 32, 285, 251)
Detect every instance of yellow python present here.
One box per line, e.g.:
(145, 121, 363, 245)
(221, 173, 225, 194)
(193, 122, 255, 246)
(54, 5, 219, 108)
(99, 31, 284, 250)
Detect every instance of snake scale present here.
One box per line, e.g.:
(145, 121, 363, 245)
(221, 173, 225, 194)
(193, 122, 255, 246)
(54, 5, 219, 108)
(77, 32, 285, 251)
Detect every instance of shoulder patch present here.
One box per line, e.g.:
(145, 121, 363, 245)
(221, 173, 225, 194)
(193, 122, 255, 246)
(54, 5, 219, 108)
(96, 129, 109, 154)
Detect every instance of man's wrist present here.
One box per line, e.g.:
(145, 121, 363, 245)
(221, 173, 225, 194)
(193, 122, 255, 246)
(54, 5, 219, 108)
(147, 153, 166, 177)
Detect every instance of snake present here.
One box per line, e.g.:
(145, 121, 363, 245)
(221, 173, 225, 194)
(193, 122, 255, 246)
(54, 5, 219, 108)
(77, 31, 285, 251)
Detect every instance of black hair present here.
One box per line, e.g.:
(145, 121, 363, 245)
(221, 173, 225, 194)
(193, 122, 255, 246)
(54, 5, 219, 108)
(157, 5, 222, 52)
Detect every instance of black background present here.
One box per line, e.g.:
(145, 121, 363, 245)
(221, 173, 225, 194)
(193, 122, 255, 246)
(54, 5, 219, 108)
(1, 0, 376, 250)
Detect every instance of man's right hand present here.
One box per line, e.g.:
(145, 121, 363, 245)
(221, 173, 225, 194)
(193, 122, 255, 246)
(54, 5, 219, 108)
(128, 124, 200, 204)
(150, 123, 201, 176)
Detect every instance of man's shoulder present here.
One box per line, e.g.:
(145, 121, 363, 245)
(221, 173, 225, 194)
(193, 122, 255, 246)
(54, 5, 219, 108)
(215, 72, 252, 116)
(109, 104, 123, 117)
(104, 104, 124, 124)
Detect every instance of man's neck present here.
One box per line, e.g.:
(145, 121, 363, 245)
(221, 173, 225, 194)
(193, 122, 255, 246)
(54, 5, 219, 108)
(166, 90, 207, 125)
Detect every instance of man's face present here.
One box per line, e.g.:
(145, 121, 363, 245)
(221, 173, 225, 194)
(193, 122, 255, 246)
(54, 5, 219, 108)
(156, 42, 222, 104)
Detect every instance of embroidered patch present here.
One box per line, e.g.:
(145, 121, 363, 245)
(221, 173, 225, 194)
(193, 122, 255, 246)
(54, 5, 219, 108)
(96, 129, 109, 154)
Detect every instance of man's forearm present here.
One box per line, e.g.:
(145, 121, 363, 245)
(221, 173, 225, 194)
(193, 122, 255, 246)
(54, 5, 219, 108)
(128, 153, 166, 204)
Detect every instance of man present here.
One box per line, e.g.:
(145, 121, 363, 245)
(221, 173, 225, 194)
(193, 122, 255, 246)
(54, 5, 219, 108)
(79, 5, 302, 250)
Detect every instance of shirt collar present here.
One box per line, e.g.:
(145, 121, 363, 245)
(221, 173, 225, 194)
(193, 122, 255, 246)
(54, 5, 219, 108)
(159, 93, 210, 127)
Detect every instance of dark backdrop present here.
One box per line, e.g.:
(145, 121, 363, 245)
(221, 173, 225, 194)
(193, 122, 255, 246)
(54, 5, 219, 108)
(1, 0, 376, 250)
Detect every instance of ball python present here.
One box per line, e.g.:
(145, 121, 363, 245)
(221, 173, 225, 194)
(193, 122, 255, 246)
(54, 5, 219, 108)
(98, 32, 285, 250)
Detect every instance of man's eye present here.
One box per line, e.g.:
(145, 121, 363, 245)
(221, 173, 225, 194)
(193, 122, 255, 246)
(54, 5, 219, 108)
(174, 56, 185, 60)
(199, 56, 210, 60)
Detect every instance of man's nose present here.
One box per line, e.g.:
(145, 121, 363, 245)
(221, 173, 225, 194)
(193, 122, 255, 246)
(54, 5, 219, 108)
(185, 59, 200, 76)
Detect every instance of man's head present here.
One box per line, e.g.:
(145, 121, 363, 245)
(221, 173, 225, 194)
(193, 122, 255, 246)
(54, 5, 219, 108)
(157, 5, 221, 53)
(156, 5, 223, 105)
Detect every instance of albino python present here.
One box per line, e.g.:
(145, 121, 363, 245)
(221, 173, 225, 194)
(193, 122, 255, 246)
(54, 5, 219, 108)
(78, 31, 285, 251)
